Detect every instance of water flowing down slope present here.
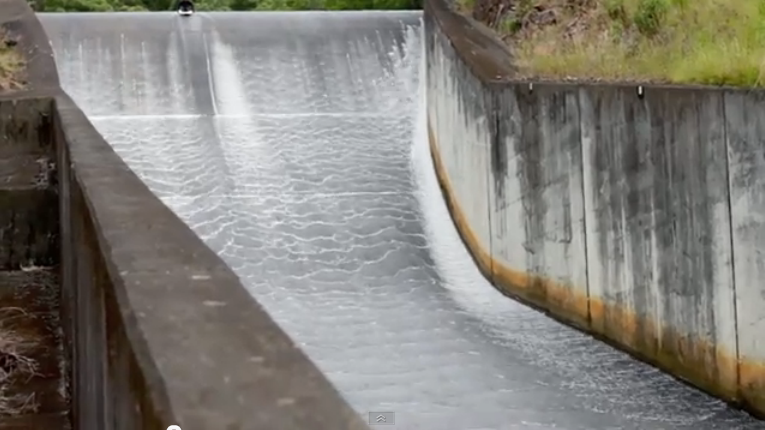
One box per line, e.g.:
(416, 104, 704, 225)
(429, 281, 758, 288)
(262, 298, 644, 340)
(41, 11, 761, 429)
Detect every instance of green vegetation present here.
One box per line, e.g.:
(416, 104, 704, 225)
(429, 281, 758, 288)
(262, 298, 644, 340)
(38, 0, 420, 12)
(466, 0, 765, 87)
(0, 32, 24, 92)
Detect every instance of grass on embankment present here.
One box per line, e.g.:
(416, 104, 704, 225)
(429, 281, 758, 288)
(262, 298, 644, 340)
(0, 30, 24, 92)
(461, 0, 765, 87)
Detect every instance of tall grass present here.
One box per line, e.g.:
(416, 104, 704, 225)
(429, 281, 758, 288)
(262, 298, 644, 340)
(504, 0, 765, 87)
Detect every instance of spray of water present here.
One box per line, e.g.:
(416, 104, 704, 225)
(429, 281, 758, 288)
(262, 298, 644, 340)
(408, 20, 526, 329)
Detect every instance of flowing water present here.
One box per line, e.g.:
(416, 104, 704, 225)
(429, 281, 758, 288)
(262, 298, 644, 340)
(40, 11, 761, 429)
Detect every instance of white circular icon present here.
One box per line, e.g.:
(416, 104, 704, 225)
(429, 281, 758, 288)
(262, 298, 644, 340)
(167, 426, 181, 430)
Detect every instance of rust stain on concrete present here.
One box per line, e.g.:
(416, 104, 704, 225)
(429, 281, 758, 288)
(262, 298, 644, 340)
(428, 122, 764, 419)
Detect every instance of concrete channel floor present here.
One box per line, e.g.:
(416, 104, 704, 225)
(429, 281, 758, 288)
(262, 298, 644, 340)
(40, 11, 764, 430)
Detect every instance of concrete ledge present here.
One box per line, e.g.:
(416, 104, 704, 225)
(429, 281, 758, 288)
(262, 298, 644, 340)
(4, 0, 372, 428)
(0, 0, 59, 91)
(424, 0, 514, 85)
(55, 94, 370, 429)
(425, 0, 765, 419)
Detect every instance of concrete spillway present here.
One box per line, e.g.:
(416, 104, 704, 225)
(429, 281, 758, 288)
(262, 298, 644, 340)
(40, 12, 760, 429)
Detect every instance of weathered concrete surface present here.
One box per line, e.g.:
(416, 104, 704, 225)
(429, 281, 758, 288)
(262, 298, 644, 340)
(3, 0, 374, 429)
(0, 189, 57, 269)
(724, 90, 765, 414)
(0, 4, 67, 428)
(580, 85, 738, 399)
(0, 0, 60, 91)
(490, 83, 589, 328)
(425, 0, 765, 419)
(0, 98, 58, 270)
(426, 11, 494, 276)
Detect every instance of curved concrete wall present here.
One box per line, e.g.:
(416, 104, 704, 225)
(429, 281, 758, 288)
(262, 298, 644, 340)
(3, 1, 371, 429)
(425, 0, 765, 418)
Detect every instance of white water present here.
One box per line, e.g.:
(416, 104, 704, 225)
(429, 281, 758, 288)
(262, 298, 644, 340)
(41, 12, 763, 429)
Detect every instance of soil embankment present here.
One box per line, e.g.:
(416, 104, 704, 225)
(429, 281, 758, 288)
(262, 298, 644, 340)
(463, 0, 765, 87)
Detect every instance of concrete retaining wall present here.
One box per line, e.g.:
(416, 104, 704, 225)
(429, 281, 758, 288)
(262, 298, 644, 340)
(426, 14, 494, 276)
(4, 1, 372, 429)
(0, 97, 58, 269)
(726, 92, 765, 413)
(425, 0, 765, 418)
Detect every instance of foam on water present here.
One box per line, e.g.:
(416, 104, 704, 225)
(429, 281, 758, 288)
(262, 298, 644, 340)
(40, 12, 764, 429)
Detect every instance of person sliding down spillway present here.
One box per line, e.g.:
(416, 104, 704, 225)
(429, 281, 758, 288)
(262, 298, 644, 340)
(177, 0, 194, 15)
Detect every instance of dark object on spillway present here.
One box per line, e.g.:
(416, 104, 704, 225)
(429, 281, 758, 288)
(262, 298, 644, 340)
(176, 0, 194, 16)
